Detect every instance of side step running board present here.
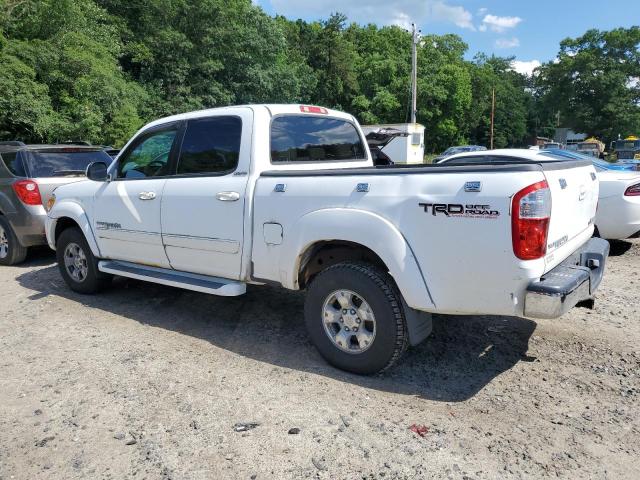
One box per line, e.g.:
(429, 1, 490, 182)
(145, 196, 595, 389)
(98, 260, 246, 297)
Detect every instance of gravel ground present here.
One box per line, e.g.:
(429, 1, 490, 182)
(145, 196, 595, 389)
(1, 240, 639, 480)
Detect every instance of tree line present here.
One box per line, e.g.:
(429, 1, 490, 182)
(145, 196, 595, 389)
(1, 0, 638, 152)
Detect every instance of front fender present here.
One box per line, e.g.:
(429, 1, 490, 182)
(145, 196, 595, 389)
(281, 208, 435, 312)
(47, 200, 101, 257)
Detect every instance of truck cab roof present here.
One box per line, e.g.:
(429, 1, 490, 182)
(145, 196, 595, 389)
(141, 104, 356, 131)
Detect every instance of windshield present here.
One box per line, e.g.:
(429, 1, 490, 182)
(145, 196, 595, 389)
(540, 149, 616, 170)
(444, 146, 472, 155)
(25, 150, 112, 177)
(615, 140, 640, 150)
(577, 143, 598, 150)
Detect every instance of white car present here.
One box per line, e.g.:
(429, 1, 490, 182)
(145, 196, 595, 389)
(546, 153, 640, 240)
(45, 105, 607, 374)
(441, 150, 640, 241)
(593, 166, 640, 240)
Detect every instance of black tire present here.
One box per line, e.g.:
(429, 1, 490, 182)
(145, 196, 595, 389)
(304, 262, 408, 375)
(56, 227, 111, 294)
(0, 216, 28, 266)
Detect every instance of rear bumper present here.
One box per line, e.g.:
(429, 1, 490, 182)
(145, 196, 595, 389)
(524, 238, 609, 319)
(5, 208, 48, 247)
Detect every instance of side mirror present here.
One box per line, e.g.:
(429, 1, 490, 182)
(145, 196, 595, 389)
(86, 162, 109, 182)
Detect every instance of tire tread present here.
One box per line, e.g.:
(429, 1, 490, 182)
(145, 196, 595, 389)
(308, 262, 409, 374)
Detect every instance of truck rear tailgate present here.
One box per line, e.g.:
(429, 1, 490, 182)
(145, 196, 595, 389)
(542, 161, 599, 271)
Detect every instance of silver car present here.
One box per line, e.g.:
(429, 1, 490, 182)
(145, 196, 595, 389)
(433, 145, 487, 163)
(0, 142, 113, 265)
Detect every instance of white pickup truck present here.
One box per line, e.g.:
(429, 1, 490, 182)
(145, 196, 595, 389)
(45, 104, 609, 374)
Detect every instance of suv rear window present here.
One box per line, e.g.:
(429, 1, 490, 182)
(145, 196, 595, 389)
(271, 116, 366, 163)
(25, 150, 112, 177)
(0, 151, 26, 177)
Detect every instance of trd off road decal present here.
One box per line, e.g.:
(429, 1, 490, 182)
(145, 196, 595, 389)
(418, 203, 500, 219)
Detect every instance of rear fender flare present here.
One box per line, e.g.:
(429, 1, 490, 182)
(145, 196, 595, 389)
(282, 208, 435, 311)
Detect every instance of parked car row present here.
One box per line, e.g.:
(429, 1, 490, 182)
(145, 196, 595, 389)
(0, 105, 630, 375)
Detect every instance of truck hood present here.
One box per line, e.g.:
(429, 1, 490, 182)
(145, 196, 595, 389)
(35, 177, 88, 208)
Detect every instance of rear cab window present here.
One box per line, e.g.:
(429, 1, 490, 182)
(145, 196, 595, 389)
(270, 116, 366, 163)
(24, 149, 112, 177)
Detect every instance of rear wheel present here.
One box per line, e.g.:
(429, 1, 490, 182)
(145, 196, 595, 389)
(304, 262, 408, 375)
(0, 216, 28, 266)
(56, 227, 111, 294)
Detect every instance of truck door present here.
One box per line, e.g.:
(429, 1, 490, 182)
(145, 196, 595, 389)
(92, 123, 181, 267)
(160, 110, 252, 279)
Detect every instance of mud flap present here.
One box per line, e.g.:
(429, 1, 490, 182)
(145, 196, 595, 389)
(401, 297, 433, 346)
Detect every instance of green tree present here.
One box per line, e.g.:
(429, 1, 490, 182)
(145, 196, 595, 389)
(416, 34, 472, 151)
(535, 27, 640, 142)
(1, 0, 144, 145)
(467, 55, 530, 148)
(0, 42, 55, 140)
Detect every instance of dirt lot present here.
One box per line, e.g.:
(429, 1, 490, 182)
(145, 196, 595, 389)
(1, 241, 639, 480)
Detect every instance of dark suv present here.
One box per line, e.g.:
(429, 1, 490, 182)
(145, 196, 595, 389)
(0, 142, 112, 265)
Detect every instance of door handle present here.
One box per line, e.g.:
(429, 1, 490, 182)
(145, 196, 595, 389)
(138, 191, 156, 200)
(216, 191, 240, 202)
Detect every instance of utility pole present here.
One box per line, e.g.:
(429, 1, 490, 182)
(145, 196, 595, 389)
(410, 23, 420, 124)
(490, 87, 495, 150)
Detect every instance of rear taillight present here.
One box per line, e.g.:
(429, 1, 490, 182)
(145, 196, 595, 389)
(12, 179, 42, 206)
(512, 180, 551, 260)
(624, 183, 640, 196)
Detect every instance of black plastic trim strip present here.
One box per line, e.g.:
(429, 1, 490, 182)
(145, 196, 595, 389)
(260, 159, 591, 177)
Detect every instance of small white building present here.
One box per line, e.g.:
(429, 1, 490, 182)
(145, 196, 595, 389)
(361, 123, 425, 164)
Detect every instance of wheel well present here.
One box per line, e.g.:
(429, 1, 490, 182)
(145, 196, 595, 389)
(298, 241, 389, 289)
(54, 217, 81, 245)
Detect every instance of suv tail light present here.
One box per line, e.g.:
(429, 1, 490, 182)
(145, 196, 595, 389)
(624, 183, 640, 196)
(512, 180, 551, 260)
(12, 179, 42, 206)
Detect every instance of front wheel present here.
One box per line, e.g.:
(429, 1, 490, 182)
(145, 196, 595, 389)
(56, 227, 111, 294)
(304, 262, 408, 375)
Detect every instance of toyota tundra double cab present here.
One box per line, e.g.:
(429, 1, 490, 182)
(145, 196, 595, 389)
(45, 105, 609, 374)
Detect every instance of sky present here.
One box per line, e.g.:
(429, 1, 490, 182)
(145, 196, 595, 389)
(255, 0, 640, 75)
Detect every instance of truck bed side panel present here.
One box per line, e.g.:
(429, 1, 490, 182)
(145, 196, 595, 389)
(252, 167, 550, 316)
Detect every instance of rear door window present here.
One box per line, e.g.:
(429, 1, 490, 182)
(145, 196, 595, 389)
(271, 116, 366, 163)
(176, 116, 242, 175)
(0, 151, 26, 177)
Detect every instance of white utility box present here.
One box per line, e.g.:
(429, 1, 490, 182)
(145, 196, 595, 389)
(361, 123, 425, 164)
